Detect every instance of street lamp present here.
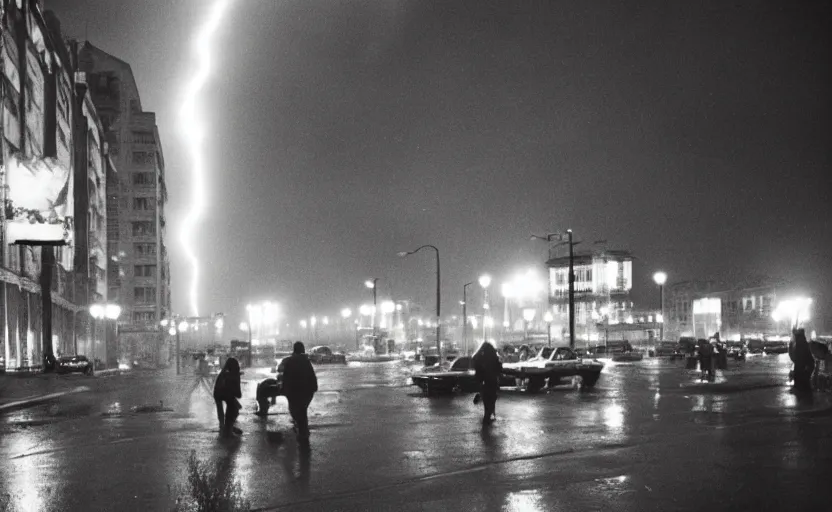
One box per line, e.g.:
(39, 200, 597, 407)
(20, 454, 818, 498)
(531, 230, 577, 348)
(398, 245, 441, 361)
(462, 282, 474, 356)
(653, 271, 667, 340)
(522, 308, 536, 341)
(239, 321, 252, 347)
(478, 274, 491, 345)
(543, 311, 554, 347)
(365, 278, 380, 336)
(89, 303, 122, 373)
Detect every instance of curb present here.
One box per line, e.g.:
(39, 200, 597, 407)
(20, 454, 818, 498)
(0, 385, 91, 413)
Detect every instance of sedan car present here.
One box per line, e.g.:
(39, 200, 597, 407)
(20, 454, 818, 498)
(411, 356, 479, 395)
(56, 355, 92, 375)
(649, 341, 684, 359)
(307, 346, 347, 364)
(500, 346, 603, 392)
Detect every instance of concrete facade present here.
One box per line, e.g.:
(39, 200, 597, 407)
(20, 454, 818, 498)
(77, 42, 170, 365)
(663, 278, 803, 341)
(546, 248, 635, 344)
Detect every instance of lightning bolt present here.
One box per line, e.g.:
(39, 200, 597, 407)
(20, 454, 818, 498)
(179, 0, 232, 317)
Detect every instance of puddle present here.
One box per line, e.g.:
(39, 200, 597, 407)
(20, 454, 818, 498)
(131, 401, 174, 413)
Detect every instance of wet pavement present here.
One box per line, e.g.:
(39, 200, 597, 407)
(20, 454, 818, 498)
(1, 354, 830, 511)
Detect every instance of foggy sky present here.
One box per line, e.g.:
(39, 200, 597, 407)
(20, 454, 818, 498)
(52, 0, 831, 331)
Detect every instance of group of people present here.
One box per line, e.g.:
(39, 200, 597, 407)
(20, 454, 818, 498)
(212, 341, 318, 439)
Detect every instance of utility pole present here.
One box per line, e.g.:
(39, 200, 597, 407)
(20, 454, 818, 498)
(568, 229, 575, 350)
(462, 282, 473, 356)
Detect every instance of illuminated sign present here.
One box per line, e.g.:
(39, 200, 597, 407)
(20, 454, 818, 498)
(3, 154, 74, 245)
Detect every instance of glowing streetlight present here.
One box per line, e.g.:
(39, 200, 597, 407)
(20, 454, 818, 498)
(772, 297, 813, 328)
(522, 308, 536, 341)
(323, 316, 329, 326)
(341, 308, 352, 319)
(398, 245, 441, 362)
(543, 311, 554, 347)
(381, 301, 396, 314)
(359, 304, 373, 316)
(299, 319, 308, 329)
(653, 271, 667, 340)
(478, 274, 492, 289)
(89, 303, 122, 373)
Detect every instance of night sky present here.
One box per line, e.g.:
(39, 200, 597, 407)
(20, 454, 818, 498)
(51, 0, 831, 331)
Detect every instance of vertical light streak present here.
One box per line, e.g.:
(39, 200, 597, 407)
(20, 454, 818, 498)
(179, 0, 232, 316)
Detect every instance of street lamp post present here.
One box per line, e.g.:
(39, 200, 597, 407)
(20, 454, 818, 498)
(239, 322, 252, 347)
(531, 230, 577, 349)
(462, 282, 473, 356)
(653, 271, 667, 341)
(89, 303, 122, 373)
(479, 274, 492, 346)
(544, 311, 553, 347)
(365, 279, 379, 337)
(176, 319, 188, 375)
(522, 308, 536, 342)
(398, 245, 441, 361)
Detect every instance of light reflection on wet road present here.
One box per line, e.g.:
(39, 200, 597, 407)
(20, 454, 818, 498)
(1, 354, 830, 511)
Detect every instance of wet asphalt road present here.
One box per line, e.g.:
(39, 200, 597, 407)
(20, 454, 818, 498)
(1, 354, 830, 511)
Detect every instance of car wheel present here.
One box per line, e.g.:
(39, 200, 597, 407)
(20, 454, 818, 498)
(526, 377, 545, 393)
(579, 372, 600, 389)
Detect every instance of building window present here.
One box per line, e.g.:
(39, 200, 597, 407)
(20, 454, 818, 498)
(134, 243, 157, 256)
(132, 172, 154, 185)
(132, 130, 155, 144)
(133, 311, 156, 323)
(134, 286, 156, 303)
(132, 151, 154, 165)
(131, 221, 155, 236)
(133, 197, 153, 210)
(134, 264, 156, 277)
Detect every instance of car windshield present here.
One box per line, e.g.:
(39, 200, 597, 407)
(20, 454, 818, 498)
(451, 357, 472, 371)
(539, 348, 554, 359)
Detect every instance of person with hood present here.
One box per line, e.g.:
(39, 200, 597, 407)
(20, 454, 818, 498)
(789, 328, 814, 393)
(473, 341, 502, 426)
(213, 357, 243, 437)
(282, 342, 318, 439)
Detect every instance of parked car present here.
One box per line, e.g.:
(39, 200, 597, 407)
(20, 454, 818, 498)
(0, 355, 5, 372)
(56, 355, 92, 375)
(649, 341, 683, 359)
(725, 341, 747, 360)
(500, 346, 603, 392)
(763, 340, 789, 355)
(307, 346, 347, 364)
(411, 356, 478, 395)
(745, 338, 765, 354)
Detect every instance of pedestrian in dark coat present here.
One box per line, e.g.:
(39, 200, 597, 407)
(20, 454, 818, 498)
(789, 328, 814, 392)
(213, 357, 242, 437)
(473, 341, 502, 426)
(282, 342, 318, 439)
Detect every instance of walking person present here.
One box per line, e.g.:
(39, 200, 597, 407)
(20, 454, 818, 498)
(789, 328, 814, 393)
(473, 341, 502, 426)
(213, 357, 243, 438)
(282, 342, 318, 440)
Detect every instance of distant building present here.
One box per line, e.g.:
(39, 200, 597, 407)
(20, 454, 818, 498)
(78, 42, 171, 364)
(546, 248, 635, 344)
(664, 278, 803, 340)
